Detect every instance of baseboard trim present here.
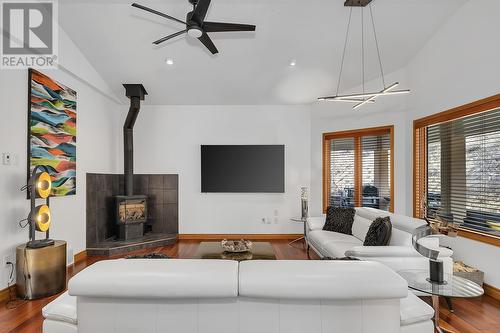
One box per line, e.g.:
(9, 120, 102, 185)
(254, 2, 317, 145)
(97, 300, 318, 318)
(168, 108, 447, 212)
(178, 234, 303, 240)
(0, 285, 14, 303)
(74, 250, 87, 263)
(484, 283, 500, 301)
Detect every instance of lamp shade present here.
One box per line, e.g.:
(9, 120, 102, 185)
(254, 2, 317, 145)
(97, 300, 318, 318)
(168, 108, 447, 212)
(29, 171, 52, 198)
(29, 204, 52, 232)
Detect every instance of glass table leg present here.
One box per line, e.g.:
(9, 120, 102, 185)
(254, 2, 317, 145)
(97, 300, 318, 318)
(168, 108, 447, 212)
(288, 220, 307, 248)
(288, 236, 305, 246)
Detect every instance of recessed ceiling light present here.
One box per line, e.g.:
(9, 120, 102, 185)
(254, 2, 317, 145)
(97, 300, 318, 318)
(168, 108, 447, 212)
(165, 58, 174, 65)
(289, 60, 297, 67)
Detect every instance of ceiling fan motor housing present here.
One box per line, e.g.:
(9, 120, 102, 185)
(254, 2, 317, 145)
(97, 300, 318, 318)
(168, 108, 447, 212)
(186, 11, 203, 38)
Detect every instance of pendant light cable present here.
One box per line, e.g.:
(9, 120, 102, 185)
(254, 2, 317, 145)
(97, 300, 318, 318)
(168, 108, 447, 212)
(336, 7, 353, 96)
(318, 2, 410, 106)
(361, 7, 365, 97)
(369, 4, 386, 89)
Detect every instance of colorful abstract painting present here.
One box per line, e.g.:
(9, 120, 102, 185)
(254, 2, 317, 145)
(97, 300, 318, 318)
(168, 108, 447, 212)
(28, 69, 77, 196)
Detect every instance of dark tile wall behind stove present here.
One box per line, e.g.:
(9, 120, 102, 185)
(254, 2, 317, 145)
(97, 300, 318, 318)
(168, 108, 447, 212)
(86, 173, 179, 247)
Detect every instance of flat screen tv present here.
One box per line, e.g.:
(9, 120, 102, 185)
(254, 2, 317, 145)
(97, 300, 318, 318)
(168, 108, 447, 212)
(201, 145, 285, 193)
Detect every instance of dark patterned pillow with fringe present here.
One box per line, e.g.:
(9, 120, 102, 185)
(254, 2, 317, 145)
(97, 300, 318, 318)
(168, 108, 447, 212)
(363, 216, 392, 246)
(322, 206, 356, 235)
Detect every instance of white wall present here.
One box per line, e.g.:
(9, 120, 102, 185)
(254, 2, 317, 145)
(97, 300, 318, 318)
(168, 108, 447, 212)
(404, 0, 500, 288)
(130, 105, 310, 234)
(0, 29, 120, 289)
(310, 0, 500, 288)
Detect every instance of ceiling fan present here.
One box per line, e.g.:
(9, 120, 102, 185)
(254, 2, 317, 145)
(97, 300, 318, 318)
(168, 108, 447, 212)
(132, 0, 256, 54)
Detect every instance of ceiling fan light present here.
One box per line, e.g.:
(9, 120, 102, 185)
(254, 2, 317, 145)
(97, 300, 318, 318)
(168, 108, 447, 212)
(187, 27, 203, 38)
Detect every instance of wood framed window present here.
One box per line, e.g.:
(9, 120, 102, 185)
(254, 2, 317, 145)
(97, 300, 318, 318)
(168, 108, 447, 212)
(323, 126, 394, 213)
(413, 94, 500, 246)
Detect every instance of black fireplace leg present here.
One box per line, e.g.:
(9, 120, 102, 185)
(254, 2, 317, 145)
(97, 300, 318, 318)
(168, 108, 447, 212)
(444, 297, 454, 312)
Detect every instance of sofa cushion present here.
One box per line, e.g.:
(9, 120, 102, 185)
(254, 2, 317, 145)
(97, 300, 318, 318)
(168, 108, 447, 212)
(364, 217, 392, 246)
(322, 240, 363, 258)
(323, 206, 356, 235)
(42, 291, 77, 325)
(389, 228, 413, 246)
(400, 292, 434, 326)
(356, 207, 427, 234)
(308, 230, 362, 256)
(351, 215, 373, 241)
(310, 229, 360, 243)
(307, 216, 326, 231)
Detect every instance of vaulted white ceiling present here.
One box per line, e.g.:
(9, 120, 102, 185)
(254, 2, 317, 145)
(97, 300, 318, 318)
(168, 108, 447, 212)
(59, 0, 467, 105)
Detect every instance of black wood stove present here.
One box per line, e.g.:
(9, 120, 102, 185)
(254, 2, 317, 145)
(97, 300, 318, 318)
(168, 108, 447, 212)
(116, 84, 149, 240)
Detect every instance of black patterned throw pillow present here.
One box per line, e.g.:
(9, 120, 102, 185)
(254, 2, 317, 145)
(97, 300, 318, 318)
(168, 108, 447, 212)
(322, 206, 356, 235)
(363, 216, 392, 246)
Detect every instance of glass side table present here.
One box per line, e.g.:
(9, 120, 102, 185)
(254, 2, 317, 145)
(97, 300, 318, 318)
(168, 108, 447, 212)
(399, 269, 484, 333)
(289, 217, 307, 248)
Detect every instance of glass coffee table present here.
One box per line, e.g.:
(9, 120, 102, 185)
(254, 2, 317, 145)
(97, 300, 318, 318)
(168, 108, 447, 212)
(399, 269, 484, 333)
(192, 241, 276, 261)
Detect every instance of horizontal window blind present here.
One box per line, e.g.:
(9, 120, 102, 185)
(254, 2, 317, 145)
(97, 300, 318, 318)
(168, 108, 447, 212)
(329, 137, 355, 208)
(324, 127, 393, 212)
(361, 135, 392, 211)
(421, 107, 500, 237)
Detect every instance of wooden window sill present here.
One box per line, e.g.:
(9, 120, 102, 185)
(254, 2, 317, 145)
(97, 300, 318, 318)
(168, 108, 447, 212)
(457, 228, 500, 247)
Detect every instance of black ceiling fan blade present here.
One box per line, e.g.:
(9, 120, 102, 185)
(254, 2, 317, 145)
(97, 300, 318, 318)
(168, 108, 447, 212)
(203, 21, 256, 32)
(153, 30, 187, 45)
(192, 0, 211, 24)
(132, 3, 186, 25)
(198, 32, 218, 54)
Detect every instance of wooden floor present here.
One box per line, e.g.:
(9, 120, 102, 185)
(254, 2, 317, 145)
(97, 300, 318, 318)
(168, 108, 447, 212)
(1, 239, 499, 333)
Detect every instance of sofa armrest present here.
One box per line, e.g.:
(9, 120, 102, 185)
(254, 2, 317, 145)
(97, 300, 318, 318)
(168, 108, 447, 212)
(307, 216, 325, 231)
(345, 246, 422, 258)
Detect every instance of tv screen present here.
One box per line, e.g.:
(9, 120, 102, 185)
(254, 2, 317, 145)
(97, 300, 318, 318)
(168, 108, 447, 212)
(201, 145, 285, 193)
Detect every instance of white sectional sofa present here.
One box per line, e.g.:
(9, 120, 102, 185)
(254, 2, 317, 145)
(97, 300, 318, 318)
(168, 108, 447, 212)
(306, 207, 453, 275)
(42, 259, 434, 333)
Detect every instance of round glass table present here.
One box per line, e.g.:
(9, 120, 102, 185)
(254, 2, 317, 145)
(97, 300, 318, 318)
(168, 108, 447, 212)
(399, 269, 484, 333)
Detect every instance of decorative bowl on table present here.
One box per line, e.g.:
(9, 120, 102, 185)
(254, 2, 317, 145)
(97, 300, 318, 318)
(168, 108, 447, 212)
(221, 239, 252, 252)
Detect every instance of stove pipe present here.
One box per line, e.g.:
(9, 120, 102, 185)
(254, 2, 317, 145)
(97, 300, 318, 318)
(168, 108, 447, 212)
(123, 84, 148, 196)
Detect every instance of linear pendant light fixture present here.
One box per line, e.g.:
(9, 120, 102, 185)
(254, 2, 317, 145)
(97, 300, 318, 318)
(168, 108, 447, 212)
(318, 0, 410, 109)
